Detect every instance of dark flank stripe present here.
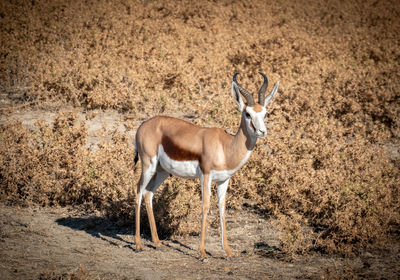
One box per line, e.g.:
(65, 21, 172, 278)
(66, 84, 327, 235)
(161, 135, 201, 161)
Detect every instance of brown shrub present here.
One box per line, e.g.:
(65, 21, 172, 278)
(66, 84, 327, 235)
(39, 264, 92, 280)
(0, 113, 88, 206)
(0, 112, 133, 210)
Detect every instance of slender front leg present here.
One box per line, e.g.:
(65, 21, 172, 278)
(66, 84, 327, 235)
(199, 173, 211, 258)
(217, 179, 233, 258)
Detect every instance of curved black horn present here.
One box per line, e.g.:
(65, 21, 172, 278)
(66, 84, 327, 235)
(257, 72, 268, 105)
(233, 73, 255, 106)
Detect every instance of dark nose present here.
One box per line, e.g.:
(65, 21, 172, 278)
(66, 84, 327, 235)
(257, 129, 266, 137)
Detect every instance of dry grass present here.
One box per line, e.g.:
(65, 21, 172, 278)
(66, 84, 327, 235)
(1, 0, 399, 256)
(39, 264, 93, 280)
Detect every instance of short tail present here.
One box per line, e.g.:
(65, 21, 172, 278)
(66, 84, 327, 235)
(133, 139, 139, 172)
(134, 150, 139, 170)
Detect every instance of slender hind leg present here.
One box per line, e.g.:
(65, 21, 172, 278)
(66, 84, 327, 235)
(144, 170, 170, 248)
(135, 156, 157, 251)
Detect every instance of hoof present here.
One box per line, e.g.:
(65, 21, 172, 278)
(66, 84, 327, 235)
(155, 243, 165, 250)
(199, 250, 208, 261)
(135, 244, 143, 252)
(200, 252, 207, 257)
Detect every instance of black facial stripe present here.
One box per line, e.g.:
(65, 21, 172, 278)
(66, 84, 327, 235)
(250, 120, 256, 131)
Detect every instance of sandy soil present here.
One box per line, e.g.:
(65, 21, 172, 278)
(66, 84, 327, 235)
(0, 204, 399, 280)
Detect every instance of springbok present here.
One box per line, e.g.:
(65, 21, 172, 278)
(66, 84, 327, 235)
(134, 72, 279, 258)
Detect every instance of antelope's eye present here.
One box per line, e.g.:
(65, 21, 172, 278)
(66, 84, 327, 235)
(245, 112, 251, 118)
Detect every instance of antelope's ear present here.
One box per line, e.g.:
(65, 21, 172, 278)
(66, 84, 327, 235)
(231, 82, 245, 112)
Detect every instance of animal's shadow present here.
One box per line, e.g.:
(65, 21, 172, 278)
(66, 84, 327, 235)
(55, 215, 205, 260)
(56, 216, 136, 249)
(56, 203, 282, 261)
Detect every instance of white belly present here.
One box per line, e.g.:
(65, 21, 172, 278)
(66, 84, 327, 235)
(158, 146, 252, 182)
(158, 145, 201, 179)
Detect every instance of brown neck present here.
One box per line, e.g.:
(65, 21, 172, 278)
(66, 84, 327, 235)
(235, 114, 257, 151)
(223, 115, 257, 169)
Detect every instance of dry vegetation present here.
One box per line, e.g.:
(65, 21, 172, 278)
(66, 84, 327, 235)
(1, 0, 399, 258)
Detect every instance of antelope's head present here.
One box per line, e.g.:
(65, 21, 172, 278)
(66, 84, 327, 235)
(231, 72, 279, 139)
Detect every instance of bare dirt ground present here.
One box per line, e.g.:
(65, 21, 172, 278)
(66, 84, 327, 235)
(0, 204, 399, 280)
